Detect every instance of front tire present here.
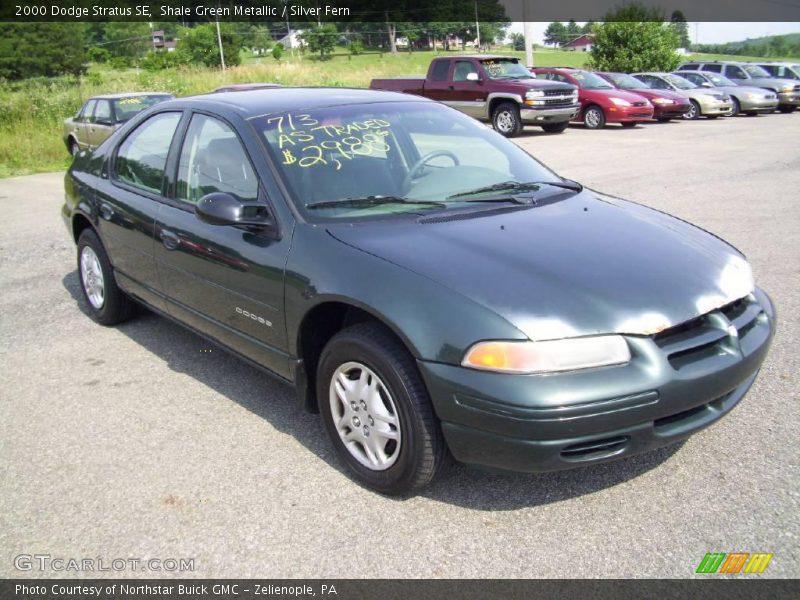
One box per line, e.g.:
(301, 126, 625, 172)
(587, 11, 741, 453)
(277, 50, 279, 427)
(317, 322, 447, 495)
(778, 105, 797, 113)
(541, 121, 568, 134)
(77, 229, 137, 326)
(683, 100, 700, 120)
(583, 105, 605, 129)
(727, 97, 741, 117)
(491, 102, 523, 138)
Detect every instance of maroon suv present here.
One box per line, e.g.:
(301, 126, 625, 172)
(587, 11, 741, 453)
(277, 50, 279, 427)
(596, 72, 692, 121)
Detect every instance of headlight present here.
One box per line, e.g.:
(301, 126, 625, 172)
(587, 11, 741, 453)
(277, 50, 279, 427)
(526, 90, 545, 99)
(461, 336, 631, 374)
(781, 84, 794, 92)
(609, 97, 631, 107)
(652, 97, 674, 105)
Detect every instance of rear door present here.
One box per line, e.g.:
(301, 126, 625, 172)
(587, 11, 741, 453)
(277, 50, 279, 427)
(87, 100, 117, 148)
(154, 112, 293, 377)
(722, 64, 747, 82)
(98, 110, 185, 309)
(422, 58, 452, 102)
(74, 100, 96, 150)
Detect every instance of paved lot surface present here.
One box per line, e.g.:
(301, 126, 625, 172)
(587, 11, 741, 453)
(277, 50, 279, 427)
(1, 114, 798, 579)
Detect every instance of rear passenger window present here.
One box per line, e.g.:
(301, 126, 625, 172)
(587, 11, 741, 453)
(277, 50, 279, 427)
(115, 112, 181, 194)
(725, 65, 745, 78)
(176, 114, 258, 204)
(703, 64, 722, 73)
(679, 63, 697, 70)
(431, 60, 450, 81)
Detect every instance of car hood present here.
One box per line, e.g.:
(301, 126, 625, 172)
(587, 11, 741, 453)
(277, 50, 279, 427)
(743, 77, 798, 88)
(627, 88, 689, 103)
(326, 191, 752, 341)
(721, 85, 775, 96)
(513, 78, 576, 91)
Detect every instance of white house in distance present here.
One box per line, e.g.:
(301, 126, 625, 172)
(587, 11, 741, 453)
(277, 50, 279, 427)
(561, 34, 594, 52)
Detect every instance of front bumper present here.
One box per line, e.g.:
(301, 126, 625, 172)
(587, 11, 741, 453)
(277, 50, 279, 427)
(738, 96, 780, 112)
(698, 97, 733, 115)
(520, 104, 580, 124)
(605, 104, 654, 123)
(419, 289, 775, 473)
(652, 102, 692, 119)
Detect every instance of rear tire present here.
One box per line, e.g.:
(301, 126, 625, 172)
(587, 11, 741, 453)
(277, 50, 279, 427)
(583, 105, 605, 129)
(68, 138, 79, 156)
(491, 102, 523, 137)
(778, 105, 797, 113)
(317, 322, 447, 495)
(540, 121, 568, 134)
(77, 229, 137, 326)
(683, 100, 700, 120)
(657, 117, 672, 123)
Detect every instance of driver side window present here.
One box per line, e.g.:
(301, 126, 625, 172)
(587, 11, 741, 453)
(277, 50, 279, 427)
(176, 115, 259, 204)
(453, 61, 478, 82)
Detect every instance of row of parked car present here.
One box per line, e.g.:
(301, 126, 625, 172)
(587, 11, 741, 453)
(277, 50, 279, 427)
(369, 56, 800, 136)
(63, 57, 800, 153)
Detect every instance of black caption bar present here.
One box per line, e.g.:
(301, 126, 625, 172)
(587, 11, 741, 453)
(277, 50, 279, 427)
(2, 579, 799, 600)
(2, 0, 799, 23)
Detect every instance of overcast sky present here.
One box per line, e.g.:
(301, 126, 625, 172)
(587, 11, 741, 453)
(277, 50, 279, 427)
(508, 22, 800, 45)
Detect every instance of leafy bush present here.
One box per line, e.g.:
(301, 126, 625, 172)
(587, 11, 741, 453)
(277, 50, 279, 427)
(272, 43, 284, 61)
(87, 47, 111, 64)
(140, 51, 188, 71)
(349, 41, 364, 56)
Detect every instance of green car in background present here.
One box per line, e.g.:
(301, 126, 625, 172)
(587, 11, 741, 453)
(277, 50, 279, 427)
(63, 92, 173, 156)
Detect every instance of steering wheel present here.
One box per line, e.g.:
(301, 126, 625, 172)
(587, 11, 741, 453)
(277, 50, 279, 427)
(402, 150, 460, 193)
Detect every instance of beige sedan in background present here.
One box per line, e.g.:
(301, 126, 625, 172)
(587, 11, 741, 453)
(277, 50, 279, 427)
(63, 92, 173, 155)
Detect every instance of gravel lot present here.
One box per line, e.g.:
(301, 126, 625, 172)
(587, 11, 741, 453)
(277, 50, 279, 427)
(1, 113, 798, 579)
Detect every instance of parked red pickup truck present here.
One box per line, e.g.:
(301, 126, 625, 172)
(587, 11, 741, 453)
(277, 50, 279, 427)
(370, 55, 579, 137)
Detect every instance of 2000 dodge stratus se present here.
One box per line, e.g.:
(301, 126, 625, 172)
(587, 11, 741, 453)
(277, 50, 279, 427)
(63, 89, 775, 494)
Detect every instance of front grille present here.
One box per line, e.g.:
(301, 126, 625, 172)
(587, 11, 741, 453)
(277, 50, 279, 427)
(545, 87, 574, 96)
(630, 113, 651, 117)
(793, 85, 800, 92)
(544, 98, 574, 106)
(711, 94, 727, 101)
(632, 101, 648, 107)
(653, 296, 765, 371)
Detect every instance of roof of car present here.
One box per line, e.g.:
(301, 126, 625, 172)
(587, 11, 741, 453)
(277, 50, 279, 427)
(90, 92, 173, 100)
(435, 54, 520, 61)
(164, 87, 431, 117)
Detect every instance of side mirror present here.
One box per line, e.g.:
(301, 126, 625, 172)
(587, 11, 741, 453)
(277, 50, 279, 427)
(466, 72, 480, 82)
(196, 192, 274, 230)
(700, 81, 713, 88)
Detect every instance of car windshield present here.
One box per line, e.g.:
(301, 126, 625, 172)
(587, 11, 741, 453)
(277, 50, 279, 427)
(663, 74, 697, 89)
(482, 59, 534, 79)
(706, 73, 736, 86)
(112, 95, 172, 123)
(572, 71, 614, 89)
(743, 65, 770, 78)
(606, 73, 649, 89)
(252, 102, 564, 221)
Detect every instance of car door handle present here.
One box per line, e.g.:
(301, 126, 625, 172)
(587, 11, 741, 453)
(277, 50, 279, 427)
(159, 229, 180, 251)
(99, 203, 114, 220)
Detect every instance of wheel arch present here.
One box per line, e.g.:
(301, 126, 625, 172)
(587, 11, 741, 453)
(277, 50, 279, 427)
(294, 298, 420, 413)
(71, 212, 95, 243)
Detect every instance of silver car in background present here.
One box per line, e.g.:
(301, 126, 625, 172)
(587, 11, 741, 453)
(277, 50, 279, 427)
(676, 70, 779, 116)
(632, 72, 733, 120)
(63, 92, 174, 156)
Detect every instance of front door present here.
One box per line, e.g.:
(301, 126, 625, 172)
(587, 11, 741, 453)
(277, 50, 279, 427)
(154, 113, 293, 378)
(87, 99, 117, 148)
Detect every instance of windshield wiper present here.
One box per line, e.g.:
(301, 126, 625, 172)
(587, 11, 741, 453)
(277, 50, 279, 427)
(306, 195, 445, 210)
(447, 180, 582, 200)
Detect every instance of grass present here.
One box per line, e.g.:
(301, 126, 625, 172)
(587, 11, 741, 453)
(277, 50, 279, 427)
(1, 48, 795, 178)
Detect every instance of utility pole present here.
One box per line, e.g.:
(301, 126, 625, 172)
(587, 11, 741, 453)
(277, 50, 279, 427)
(522, 1, 534, 68)
(215, 17, 226, 71)
(474, 1, 481, 51)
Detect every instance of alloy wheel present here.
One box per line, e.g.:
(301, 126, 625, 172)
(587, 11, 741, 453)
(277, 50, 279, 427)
(495, 111, 514, 133)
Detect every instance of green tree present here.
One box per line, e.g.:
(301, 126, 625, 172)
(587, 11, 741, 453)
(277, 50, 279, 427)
(566, 19, 581, 41)
(272, 43, 284, 61)
(102, 22, 151, 60)
(510, 32, 526, 51)
(589, 3, 680, 73)
(0, 23, 87, 80)
(178, 24, 244, 68)
(300, 24, 338, 60)
(670, 10, 691, 49)
(583, 21, 597, 35)
(544, 22, 567, 46)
